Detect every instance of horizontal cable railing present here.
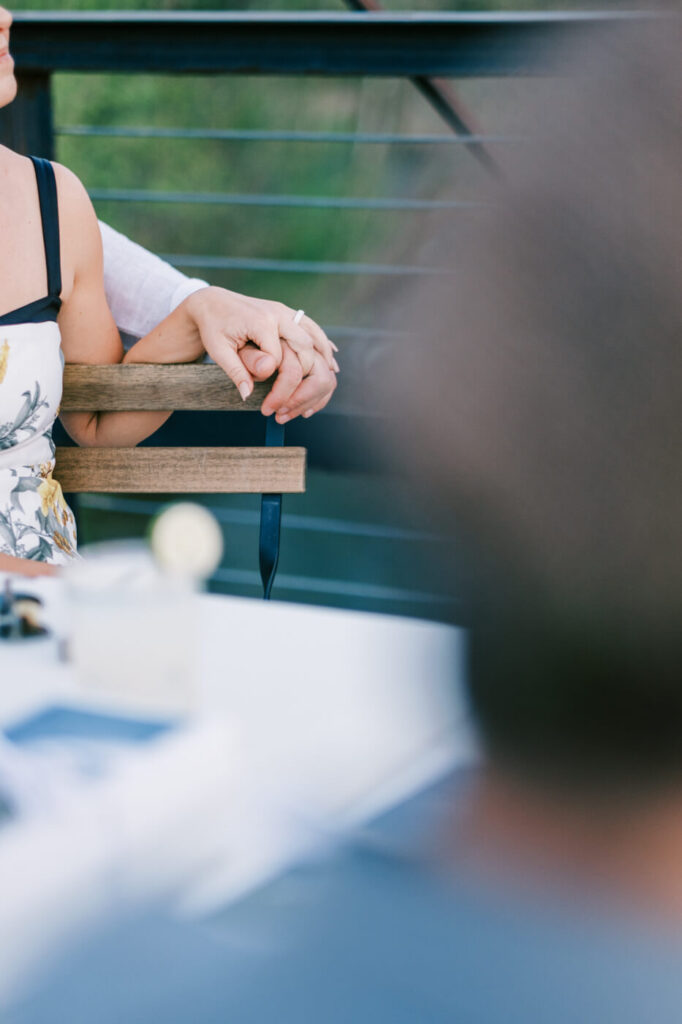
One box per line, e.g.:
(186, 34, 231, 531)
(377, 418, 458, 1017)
(211, 565, 451, 607)
(58, 126, 519, 146)
(78, 494, 439, 544)
(88, 189, 482, 212)
(159, 255, 444, 277)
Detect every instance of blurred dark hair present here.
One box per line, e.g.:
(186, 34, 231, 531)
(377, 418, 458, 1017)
(387, 21, 682, 791)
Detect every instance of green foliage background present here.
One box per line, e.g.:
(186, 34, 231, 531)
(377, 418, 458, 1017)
(5, 1, 608, 615)
(8, 0, 598, 319)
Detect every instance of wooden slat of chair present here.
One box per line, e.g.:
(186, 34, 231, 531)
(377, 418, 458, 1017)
(61, 363, 268, 411)
(55, 446, 306, 494)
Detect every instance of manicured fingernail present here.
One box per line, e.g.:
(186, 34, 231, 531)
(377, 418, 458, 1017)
(278, 408, 289, 416)
(239, 381, 251, 400)
(330, 341, 339, 352)
(303, 409, 314, 419)
(277, 413, 290, 424)
(332, 358, 340, 373)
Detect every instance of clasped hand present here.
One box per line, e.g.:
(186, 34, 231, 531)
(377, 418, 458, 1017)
(185, 286, 339, 424)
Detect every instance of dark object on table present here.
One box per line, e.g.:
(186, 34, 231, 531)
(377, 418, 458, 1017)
(0, 580, 48, 641)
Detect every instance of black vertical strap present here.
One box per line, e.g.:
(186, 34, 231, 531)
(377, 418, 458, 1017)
(29, 156, 62, 299)
(259, 416, 285, 600)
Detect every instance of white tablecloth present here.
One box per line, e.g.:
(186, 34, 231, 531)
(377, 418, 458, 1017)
(1, 575, 471, 816)
(0, 574, 474, 1000)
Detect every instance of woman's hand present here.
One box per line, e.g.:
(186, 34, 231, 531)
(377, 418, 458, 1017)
(184, 287, 339, 400)
(241, 342, 337, 422)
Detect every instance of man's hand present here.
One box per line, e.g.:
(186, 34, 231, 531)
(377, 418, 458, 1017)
(185, 286, 338, 400)
(241, 342, 337, 423)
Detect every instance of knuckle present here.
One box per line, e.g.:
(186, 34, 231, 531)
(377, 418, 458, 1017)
(294, 328, 313, 349)
(255, 313, 276, 335)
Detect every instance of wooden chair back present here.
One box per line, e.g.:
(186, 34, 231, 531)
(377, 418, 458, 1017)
(58, 363, 305, 494)
(59, 363, 305, 595)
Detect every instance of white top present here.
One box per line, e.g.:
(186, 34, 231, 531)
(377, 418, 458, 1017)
(98, 221, 208, 343)
(0, 323, 78, 565)
(0, 323, 63, 472)
(0, 157, 79, 566)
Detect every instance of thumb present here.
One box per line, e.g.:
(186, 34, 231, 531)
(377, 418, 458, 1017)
(240, 347, 278, 381)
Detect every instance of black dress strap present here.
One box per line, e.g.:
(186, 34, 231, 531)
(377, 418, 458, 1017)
(29, 156, 62, 300)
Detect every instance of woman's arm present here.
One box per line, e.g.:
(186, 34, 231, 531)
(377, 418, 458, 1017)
(98, 220, 209, 341)
(55, 165, 205, 448)
(0, 553, 57, 578)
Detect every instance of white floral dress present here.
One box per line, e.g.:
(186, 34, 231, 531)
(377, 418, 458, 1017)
(0, 157, 77, 566)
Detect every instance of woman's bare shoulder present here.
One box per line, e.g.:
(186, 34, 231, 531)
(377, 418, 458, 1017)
(52, 161, 102, 296)
(52, 160, 95, 223)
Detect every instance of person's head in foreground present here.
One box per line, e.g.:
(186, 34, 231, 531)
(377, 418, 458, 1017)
(393, 18, 682, 912)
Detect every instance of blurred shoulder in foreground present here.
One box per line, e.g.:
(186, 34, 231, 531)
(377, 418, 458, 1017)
(8, 777, 682, 1024)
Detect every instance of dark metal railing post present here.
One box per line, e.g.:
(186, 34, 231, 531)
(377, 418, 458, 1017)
(342, 0, 501, 179)
(0, 72, 54, 158)
(259, 416, 286, 600)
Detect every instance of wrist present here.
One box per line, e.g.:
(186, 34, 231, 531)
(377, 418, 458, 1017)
(169, 277, 210, 314)
(182, 286, 206, 326)
(184, 284, 240, 324)
(175, 295, 206, 360)
(123, 297, 205, 365)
